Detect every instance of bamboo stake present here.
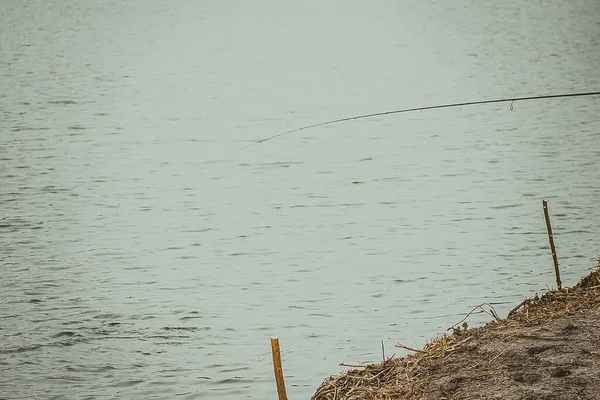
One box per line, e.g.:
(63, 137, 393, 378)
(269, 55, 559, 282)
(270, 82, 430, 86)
(270, 337, 289, 400)
(542, 199, 562, 290)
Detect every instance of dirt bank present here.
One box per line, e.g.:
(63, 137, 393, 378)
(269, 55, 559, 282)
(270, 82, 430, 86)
(312, 260, 600, 400)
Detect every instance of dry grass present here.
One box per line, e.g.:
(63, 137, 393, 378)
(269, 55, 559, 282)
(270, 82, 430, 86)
(507, 259, 600, 323)
(312, 259, 600, 400)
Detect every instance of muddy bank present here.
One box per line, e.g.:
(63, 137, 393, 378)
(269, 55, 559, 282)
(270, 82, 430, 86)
(312, 260, 600, 400)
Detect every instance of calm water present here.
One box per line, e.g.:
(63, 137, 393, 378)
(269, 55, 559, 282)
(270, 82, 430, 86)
(1, 1, 599, 398)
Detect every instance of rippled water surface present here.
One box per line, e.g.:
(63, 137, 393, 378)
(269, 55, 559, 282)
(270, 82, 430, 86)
(1, 1, 600, 398)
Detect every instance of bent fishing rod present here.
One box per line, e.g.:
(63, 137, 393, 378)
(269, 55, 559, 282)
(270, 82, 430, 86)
(236, 90, 600, 152)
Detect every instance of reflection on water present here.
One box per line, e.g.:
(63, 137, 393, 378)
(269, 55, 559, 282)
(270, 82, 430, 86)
(1, 0, 599, 398)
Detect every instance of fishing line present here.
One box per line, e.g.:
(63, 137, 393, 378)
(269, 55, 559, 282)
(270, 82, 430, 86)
(235, 90, 600, 152)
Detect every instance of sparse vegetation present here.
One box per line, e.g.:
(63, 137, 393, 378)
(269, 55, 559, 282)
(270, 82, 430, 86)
(312, 259, 600, 400)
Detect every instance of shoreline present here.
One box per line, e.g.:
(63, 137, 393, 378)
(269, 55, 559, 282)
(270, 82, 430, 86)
(311, 259, 600, 400)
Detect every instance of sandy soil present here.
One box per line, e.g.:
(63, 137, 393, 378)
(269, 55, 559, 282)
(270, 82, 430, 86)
(312, 263, 600, 400)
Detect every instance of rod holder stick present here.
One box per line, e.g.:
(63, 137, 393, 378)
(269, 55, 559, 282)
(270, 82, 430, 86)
(270, 337, 289, 400)
(542, 199, 562, 290)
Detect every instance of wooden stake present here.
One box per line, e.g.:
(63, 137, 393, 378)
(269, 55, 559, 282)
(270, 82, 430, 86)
(542, 199, 562, 290)
(270, 337, 288, 400)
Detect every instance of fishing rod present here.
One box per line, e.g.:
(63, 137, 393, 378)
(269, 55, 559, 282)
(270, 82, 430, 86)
(236, 90, 600, 152)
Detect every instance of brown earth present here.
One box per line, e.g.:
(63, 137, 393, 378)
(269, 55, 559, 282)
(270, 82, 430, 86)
(312, 261, 600, 400)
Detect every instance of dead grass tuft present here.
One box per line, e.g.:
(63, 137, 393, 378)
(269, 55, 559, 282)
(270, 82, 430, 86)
(507, 258, 600, 323)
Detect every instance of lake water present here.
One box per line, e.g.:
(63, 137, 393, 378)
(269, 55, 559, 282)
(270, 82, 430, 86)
(1, 1, 599, 398)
